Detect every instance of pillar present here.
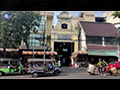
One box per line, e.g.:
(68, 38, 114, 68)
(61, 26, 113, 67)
(51, 41, 54, 51)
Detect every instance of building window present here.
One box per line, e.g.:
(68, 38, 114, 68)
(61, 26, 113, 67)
(61, 23, 67, 29)
(86, 36, 102, 45)
(34, 16, 45, 30)
(104, 37, 117, 45)
(29, 33, 44, 46)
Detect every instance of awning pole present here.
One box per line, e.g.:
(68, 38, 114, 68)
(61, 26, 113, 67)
(33, 48, 34, 58)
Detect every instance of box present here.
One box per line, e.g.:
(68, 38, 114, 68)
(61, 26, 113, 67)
(110, 67, 117, 74)
(111, 69, 117, 74)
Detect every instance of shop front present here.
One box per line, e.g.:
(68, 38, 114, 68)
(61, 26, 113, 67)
(71, 51, 88, 68)
(88, 50, 117, 64)
(21, 51, 58, 65)
(51, 11, 79, 66)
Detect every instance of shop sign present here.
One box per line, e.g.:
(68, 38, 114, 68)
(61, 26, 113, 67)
(63, 48, 68, 52)
(58, 35, 71, 40)
(116, 51, 120, 57)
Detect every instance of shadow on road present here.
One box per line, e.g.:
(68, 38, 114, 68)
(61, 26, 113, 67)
(36, 73, 68, 78)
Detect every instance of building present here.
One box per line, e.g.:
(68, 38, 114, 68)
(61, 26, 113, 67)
(71, 11, 95, 29)
(75, 21, 119, 63)
(19, 11, 57, 63)
(51, 11, 79, 66)
(103, 11, 120, 28)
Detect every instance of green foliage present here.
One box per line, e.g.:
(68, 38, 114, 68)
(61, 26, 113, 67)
(0, 11, 42, 57)
(112, 11, 120, 19)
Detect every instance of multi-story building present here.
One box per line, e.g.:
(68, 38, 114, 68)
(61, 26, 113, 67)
(51, 11, 79, 66)
(75, 20, 119, 63)
(103, 11, 120, 28)
(70, 11, 120, 64)
(19, 11, 57, 63)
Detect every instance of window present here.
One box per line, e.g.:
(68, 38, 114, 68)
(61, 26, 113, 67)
(61, 23, 67, 29)
(104, 37, 117, 45)
(86, 36, 102, 45)
(29, 34, 44, 46)
(34, 16, 45, 30)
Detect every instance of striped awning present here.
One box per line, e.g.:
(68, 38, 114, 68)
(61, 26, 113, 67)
(72, 51, 88, 55)
(22, 51, 58, 55)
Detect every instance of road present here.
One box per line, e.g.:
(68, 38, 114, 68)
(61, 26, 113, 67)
(0, 67, 120, 79)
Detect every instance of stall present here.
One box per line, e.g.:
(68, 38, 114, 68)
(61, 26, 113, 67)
(71, 51, 88, 68)
(22, 51, 58, 66)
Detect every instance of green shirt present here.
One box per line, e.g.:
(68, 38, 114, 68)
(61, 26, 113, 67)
(97, 61, 103, 67)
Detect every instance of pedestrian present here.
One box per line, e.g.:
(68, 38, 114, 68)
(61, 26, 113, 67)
(63, 58, 65, 66)
(103, 59, 108, 76)
(58, 57, 61, 68)
(97, 59, 103, 75)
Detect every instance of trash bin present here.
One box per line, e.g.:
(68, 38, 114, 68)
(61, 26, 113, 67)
(87, 64, 96, 75)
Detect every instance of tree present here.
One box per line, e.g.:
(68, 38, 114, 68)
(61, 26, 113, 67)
(112, 11, 120, 19)
(0, 11, 41, 58)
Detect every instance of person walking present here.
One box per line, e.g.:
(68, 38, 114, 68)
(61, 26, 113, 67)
(97, 59, 103, 75)
(103, 59, 108, 76)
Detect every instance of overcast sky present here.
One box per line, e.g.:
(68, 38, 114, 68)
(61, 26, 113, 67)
(53, 11, 106, 26)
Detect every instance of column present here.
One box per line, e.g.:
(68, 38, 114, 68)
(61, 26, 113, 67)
(102, 37, 105, 46)
(74, 41, 78, 52)
(51, 41, 54, 51)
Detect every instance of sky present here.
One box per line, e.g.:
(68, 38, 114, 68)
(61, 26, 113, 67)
(53, 11, 106, 26)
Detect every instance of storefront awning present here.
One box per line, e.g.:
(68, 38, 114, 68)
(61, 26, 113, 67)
(22, 51, 58, 55)
(88, 51, 116, 56)
(72, 51, 88, 55)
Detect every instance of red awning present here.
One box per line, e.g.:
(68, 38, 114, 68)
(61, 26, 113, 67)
(70, 51, 88, 58)
(72, 51, 88, 55)
(22, 51, 58, 55)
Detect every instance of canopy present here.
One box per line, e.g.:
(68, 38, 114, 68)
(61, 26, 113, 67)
(88, 51, 116, 56)
(28, 58, 54, 62)
(72, 51, 88, 55)
(22, 51, 58, 55)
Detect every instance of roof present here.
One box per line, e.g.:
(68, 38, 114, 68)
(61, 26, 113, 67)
(87, 44, 118, 51)
(80, 21, 117, 36)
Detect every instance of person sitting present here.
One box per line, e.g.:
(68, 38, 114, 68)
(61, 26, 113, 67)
(48, 62, 53, 70)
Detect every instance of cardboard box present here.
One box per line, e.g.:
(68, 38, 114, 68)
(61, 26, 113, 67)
(111, 69, 117, 74)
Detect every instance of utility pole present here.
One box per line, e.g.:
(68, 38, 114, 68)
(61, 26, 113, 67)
(117, 27, 120, 61)
(43, 11, 46, 60)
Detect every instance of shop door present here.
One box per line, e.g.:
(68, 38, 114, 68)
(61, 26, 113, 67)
(54, 42, 74, 66)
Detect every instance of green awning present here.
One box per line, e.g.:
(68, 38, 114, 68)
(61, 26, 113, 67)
(105, 51, 116, 56)
(88, 51, 116, 56)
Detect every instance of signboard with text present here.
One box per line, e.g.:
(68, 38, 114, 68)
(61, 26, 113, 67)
(58, 35, 72, 40)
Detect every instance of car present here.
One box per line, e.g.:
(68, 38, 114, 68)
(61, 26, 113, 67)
(106, 61, 120, 75)
(0, 58, 27, 76)
(26, 58, 62, 77)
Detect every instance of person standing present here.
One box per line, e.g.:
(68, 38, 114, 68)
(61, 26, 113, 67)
(97, 59, 103, 75)
(58, 57, 61, 68)
(63, 58, 65, 66)
(103, 59, 108, 76)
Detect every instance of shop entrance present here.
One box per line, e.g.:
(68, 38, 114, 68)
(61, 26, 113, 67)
(54, 42, 74, 66)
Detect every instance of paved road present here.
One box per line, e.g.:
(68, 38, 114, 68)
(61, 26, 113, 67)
(1, 67, 120, 79)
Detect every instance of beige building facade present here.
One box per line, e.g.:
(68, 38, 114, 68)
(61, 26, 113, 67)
(51, 11, 79, 52)
(103, 11, 120, 28)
